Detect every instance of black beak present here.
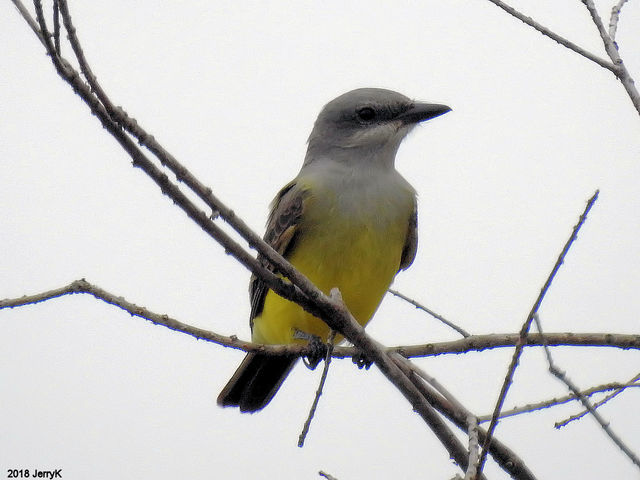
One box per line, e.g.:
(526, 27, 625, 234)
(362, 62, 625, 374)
(399, 102, 451, 124)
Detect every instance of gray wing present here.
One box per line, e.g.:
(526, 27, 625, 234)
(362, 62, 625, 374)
(249, 181, 309, 330)
(399, 199, 418, 271)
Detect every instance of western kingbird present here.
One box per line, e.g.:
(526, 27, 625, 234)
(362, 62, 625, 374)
(218, 88, 450, 412)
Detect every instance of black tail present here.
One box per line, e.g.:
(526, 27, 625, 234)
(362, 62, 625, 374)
(217, 353, 298, 413)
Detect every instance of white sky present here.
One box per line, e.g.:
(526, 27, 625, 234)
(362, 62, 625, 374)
(2, 1, 639, 479)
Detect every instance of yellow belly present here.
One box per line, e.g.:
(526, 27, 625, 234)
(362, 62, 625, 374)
(251, 215, 407, 345)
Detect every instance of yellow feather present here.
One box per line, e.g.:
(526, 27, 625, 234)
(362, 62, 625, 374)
(251, 180, 412, 345)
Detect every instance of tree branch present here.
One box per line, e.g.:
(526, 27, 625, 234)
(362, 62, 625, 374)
(15, 9, 500, 474)
(477, 378, 640, 423)
(392, 354, 535, 479)
(10, 0, 45, 45)
(298, 331, 336, 448)
(54, 0, 325, 306)
(465, 416, 480, 480)
(2, 279, 638, 358)
(388, 289, 470, 337)
(484, 0, 617, 72)
(581, 0, 640, 114)
(554, 373, 640, 428)
(609, 0, 630, 40)
(486, 0, 639, 115)
(322, 288, 489, 477)
(477, 191, 599, 476)
(9, 3, 631, 477)
(30, 0, 322, 327)
(534, 315, 640, 468)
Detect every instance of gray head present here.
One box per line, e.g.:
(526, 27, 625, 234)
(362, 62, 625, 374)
(305, 88, 450, 167)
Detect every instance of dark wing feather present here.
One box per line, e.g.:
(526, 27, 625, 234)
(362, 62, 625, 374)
(249, 181, 308, 329)
(399, 199, 418, 271)
(217, 181, 309, 413)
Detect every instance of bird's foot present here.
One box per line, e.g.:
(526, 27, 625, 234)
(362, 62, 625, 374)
(352, 351, 373, 370)
(293, 329, 326, 370)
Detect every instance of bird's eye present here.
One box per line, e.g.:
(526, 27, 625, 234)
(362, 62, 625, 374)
(356, 107, 376, 122)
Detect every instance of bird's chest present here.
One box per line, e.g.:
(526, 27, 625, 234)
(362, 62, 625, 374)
(292, 180, 413, 289)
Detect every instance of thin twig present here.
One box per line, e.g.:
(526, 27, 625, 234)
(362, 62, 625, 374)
(392, 355, 532, 479)
(37, 0, 324, 335)
(477, 190, 600, 477)
(10, 5, 615, 478)
(10, 0, 45, 45)
(388, 289, 470, 337)
(0, 279, 272, 353)
(318, 471, 339, 480)
(609, 0, 630, 40)
(465, 416, 480, 480)
(477, 379, 640, 423)
(533, 315, 640, 468)
(322, 288, 492, 477)
(14, 6, 534, 469)
(485, 0, 617, 72)
(384, 332, 640, 358)
(555, 372, 640, 427)
(298, 330, 336, 447)
(2, 279, 541, 478)
(31, 0, 318, 327)
(388, 356, 487, 479)
(392, 353, 467, 413)
(52, 0, 60, 54)
(2, 280, 639, 359)
(56, 0, 117, 124)
(54, 0, 321, 305)
(581, 0, 640, 114)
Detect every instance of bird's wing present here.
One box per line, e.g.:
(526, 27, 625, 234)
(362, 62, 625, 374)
(249, 180, 309, 330)
(399, 198, 418, 271)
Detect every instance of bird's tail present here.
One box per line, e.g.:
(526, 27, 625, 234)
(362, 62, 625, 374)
(217, 352, 298, 413)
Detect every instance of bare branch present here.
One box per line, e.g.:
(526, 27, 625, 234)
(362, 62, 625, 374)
(30, 1, 319, 330)
(484, 0, 617, 72)
(52, 0, 60, 54)
(464, 416, 480, 480)
(2, 279, 539, 479)
(534, 315, 640, 469)
(10, 7, 526, 472)
(54, 0, 322, 306)
(581, 0, 640, 114)
(388, 289, 470, 337)
(392, 355, 534, 479)
(0, 279, 265, 352)
(555, 373, 640, 427)
(389, 356, 487, 479)
(322, 289, 487, 477)
(11, 4, 631, 477)
(386, 332, 640, 358)
(392, 353, 467, 413)
(609, 0, 630, 40)
(298, 330, 336, 447)
(487, 0, 640, 115)
(10, 0, 45, 45)
(29, 1, 323, 331)
(56, 0, 111, 108)
(3, 280, 638, 359)
(318, 471, 339, 480)
(477, 191, 600, 476)
(477, 379, 640, 423)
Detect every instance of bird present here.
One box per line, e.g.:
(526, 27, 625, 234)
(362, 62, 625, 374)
(217, 88, 450, 412)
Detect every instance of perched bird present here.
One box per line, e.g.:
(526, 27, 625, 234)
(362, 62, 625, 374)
(218, 88, 450, 412)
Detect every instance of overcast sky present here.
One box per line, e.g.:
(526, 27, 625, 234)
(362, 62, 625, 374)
(2, 1, 639, 479)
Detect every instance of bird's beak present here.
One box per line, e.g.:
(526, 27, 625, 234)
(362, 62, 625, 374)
(399, 102, 451, 124)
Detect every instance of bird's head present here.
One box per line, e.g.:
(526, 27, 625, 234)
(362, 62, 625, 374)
(305, 88, 450, 165)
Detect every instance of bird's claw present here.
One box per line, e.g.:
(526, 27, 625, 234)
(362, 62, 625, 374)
(352, 351, 372, 370)
(294, 329, 326, 370)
